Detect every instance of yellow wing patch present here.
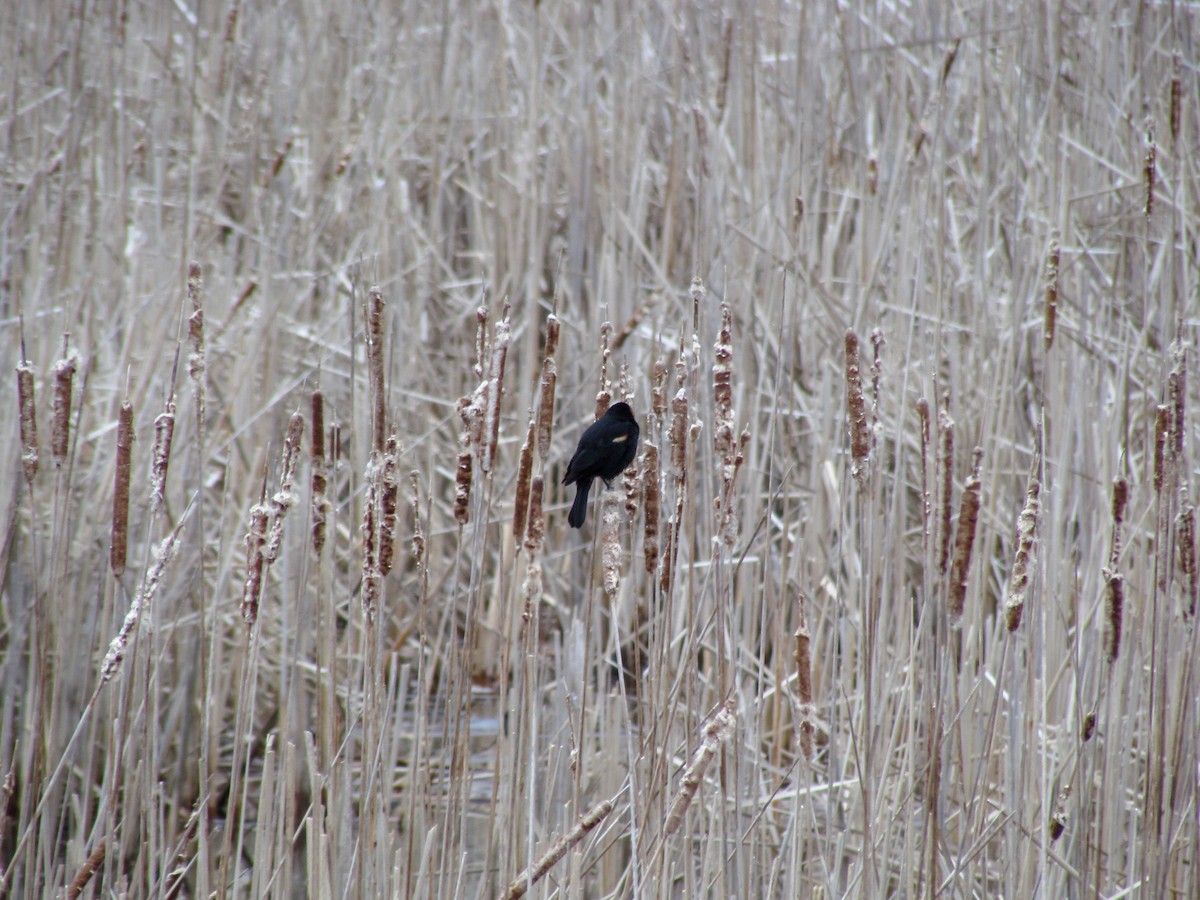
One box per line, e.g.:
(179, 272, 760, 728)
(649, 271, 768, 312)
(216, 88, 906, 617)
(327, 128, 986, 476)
(611, 434, 628, 442)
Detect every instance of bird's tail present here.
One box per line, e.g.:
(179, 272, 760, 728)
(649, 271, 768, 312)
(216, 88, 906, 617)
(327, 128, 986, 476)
(568, 478, 592, 528)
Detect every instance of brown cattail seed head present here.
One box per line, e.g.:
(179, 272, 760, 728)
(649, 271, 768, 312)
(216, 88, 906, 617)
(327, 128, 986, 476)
(713, 302, 735, 462)
(1048, 786, 1070, 842)
(793, 592, 815, 761)
(1081, 712, 1096, 742)
(377, 435, 400, 576)
(367, 287, 386, 453)
(845, 330, 870, 481)
(110, 401, 134, 578)
(1005, 476, 1041, 633)
(513, 416, 535, 543)
(1144, 117, 1156, 219)
(947, 448, 983, 626)
(454, 450, 473, 525)
(1103, 569, 1124, 662)
(51, 353, 76, 464)
(524, 475, 545, 555)
(536, 316, 559, 462)
(241, 500, 270, 625)
(148, 398, 176, 513)
(1153, 404, 1170, 496)
(1170, 53, 1181, 144)
(310, 391, 329, 557)
(937, 402, 955, 575)
(663, 701, 736, 838)
(265, 411, 305, 563)
(642, 443, 661, 574)
(1043, 232, 1060, 350)
(1178, 501, 1197, 617)
(601, 491, 622, 601)
(17, 361, 39, 484)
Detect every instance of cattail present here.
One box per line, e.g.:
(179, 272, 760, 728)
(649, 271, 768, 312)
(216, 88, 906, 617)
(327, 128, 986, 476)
(651, 358, 668, 423)
(536, 315, 559, 461)
(601, 491, 623, 601)
(361, 456, 381, 622)
(17, 359, 39, 485)
(474, 305, 488, 379)
(262, 135, 293, 189)
(110, 401, 134, 578)
(669, 388, 689, 480)
(690, 276, 705, 336)
(715, 17, 734, 114)
(844, 329, 869, 482)
(869, 329, 885, 419)
(713, 302, 735, 462)
(1103, 569, 1124, 662)
(102, 523, 183, 684)
(148, 396, 176, 513)
(502, 799, 614, 900)
(1144, 117, 1156, 219)
(663, 701, 736, 837)
(1005, 475, 1042, 632)
(366, 287, 386, 453)
(51, 346, 76, 465)
(187, 262, 207, 439)
(916, 398, 932, 528)
(594, 321, 614, 420)
(409, 470, 426, 568)
(1044, 232, 1060, 350)
(513, 415, 535, 542)
(265, 411, 305, 563)
(1169, 344, 1186, 461)
(643, 443, 661, 574)
(241, 489, 270, 626)
(1081, 712, 1096, 742)
(1109, 476, 1129, 568)
(1153, 404, 1170, 495)
(717, 430, 749, 547)
(310, 390, 329, 557)
(947, 448, 983, 625)
(1048, 786, 1070, 842)
(937, 399, 955, 575)
(378, 435, 399, 576)
(482, 305, 510, 475)
(611, 300, 651, 354)
(453, 450, 472, 525)
(1170, 52, 1181, 145)
(793, 591, 815, 761)
(66, 839, 106, 899)
(940, 35, 961, 84)
(1178, 500, 1197, 617)
(524, 475, 545, 554)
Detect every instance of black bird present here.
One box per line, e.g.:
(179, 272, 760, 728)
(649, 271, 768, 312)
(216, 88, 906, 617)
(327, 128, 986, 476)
(563, 402, 640, 528)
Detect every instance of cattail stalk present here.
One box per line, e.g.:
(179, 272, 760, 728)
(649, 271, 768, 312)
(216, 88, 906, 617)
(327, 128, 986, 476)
(1103, 570, 1124, 662)
(378, 435, 399, 576)
(601, 491, 623, 601)
(643, 443, 661, 575)
(241, 493, 269, 626)
(409, 471, 426, 568)
(521, 477, 545, 622)
(1144, 117, 1156, 219)
(110, 401, 134, 578)
(361, 455, 381, 622)
(482, 305, 510, 475)
(916, 398, 932, 530)
(513, 416, 535, 542)
(103, 523, 183, 683)
(265, 411, 305, 563)
(947, 448, 983, 625)
(713, 302, 735, 462)
(1178, 500, 1197, 617)
(66, 840, 106, 899)
(937, 399, 955, 575)
(187, 262, 207, 439)
(453, 451, 472, 525)
(1153, 405, 1170, 496)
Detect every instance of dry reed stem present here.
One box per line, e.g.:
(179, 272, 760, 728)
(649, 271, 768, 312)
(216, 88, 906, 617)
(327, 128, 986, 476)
(937, 399, 955, 575)
(103, 523, 184, 683)
(513, 416, 535, 542)
(241, 494, 270, 626)
(310, 390, 329, 557)
(1005, 474, 1041, 633)
(793, 591, 815, 761)
(65, 839, 106, 899)
(453, 450, 472, 526)
(601, 491, 622, 601)
(367, 287, 386, 453)
(1144, 117, 1156, 219)
(148, 397, 176, 514)
(501, 798, 614, 900)
(409, 470, 426, 568)
(378, 435, 400, 576)
(187, 261, 206, 438)
(947, 448, 983, 626)
(642, 442, 661, 575)
(536, 315, 559, 462)
(110, 400, 134, 578)
(265, 410, 305, 563)
(51, 350, 76, 464)
(482, 305, 511, 475)
(663, 700, 736, 838)
(844, 329, 869, 482)
(17, 360, 39, 485)
(1044, 232, 1060, 350)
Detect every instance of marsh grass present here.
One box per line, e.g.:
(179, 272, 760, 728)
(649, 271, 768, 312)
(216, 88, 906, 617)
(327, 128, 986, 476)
(2, 2, 1198, 897)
